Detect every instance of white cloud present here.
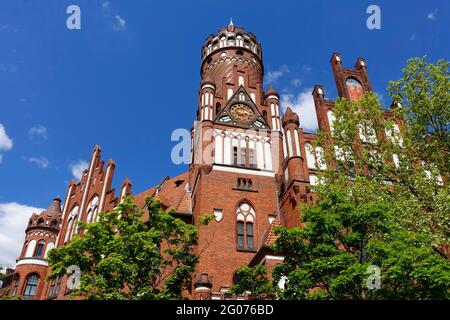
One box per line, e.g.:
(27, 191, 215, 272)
(28, 125, 48, 143)
(27, 157, 49, 169)
(0, 202, 44, 267)
(427, 9, 438, 21)
(0, 124, 13, 163)
(69, 160, 88, 180)
(410, 33, 416, 41)
(265, 65, 290, 84)
(290, 78, 303, 87)
(281, 87, 318, 132)
(114, 15, 127, 31)
(0, 124, 13, 151)
(102, 1, 111, 10)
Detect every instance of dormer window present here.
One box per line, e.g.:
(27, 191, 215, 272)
(175, 179, 184, 188)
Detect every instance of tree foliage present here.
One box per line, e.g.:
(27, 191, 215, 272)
(231, 57, 450, 300)
(230, 265, 276, 299)
(47, 196, 206, 300)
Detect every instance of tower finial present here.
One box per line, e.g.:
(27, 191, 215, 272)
(229, 17, 234, 26)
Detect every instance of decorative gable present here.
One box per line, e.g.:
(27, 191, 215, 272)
(215, 86, 268, 129)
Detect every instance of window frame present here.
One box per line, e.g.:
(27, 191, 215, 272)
(23, 274, 39, 297)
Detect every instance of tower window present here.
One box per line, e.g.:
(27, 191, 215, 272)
(249, 149, 255, 168)
(233, 147, 238, 166)
(237, 222, 245, 249)
(236, 202, 256, 250)
(34, 240, 45, 258)
(215, 103, 221, 118)
(23, 274, 39, 297)
(246, 223, 254, 249)
(240, 147, 246, 167)
(236, 178, 253, 190)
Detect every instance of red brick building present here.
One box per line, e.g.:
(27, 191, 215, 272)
(7, 22, 402, 300)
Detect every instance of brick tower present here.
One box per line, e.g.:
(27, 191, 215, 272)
(189, 20, 284, 294)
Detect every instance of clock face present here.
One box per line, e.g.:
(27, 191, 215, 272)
(230, 104, 254, 122)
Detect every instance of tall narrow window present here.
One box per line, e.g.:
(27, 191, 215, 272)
(48, 277, 61, 298)
(34, 240, 45, 258)
(55, 277, 61, 297)
(11, 276, 19, 296)
(236, 202, 256, 250)
(23, 274, 39, 297)
(215, 103, 221, 118)
(240, 147, 246, 167)
(249, 149, 255, 168)
(246, 223, 254, 249)
(48, 279, 56, 298)
(233, 146, 238, 166)
(237, 222, 245, 249)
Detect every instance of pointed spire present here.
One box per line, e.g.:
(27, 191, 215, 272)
(227, 18, 235, 32)
(282, 107, 300, 126)
(46, 196, 62, 216)
(266, 85, 279, 98)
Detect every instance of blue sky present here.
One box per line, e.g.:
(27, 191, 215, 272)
(0, 0, 449, 267)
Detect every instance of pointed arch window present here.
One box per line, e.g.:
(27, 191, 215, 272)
(86, 196, 99, 223)
(65, 205, 79, 243)
(236, 202, 256, 250)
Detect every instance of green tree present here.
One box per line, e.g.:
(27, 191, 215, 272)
(272, 174, 450, 299)
(388, 57, 449, 178)
(230, 265, 276, 299)
(231, 57, 450, 300)
(47, 196, 208, 300)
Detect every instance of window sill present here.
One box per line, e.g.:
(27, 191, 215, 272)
(236, 248, 257, 253)
(232, 188, 258, 192)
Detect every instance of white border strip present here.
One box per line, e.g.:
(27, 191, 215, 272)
(16, 258, 49, 267)
(212, 165, 275, 177)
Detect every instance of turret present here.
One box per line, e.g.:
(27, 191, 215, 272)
(11, 197, 62, 299)
(193, 273, 213, 300)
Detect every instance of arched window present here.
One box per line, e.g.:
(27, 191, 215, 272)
(345, 77, 364, 101)
(23, 274, 39, 297)
(327, 110, 336, 133)
(86, 196, 99, 223)
(44, 242, 55, 258)
(236, 202, 256, 250)
(64, 218, 73, 243)
(34, 240, 45, 258)
(11, 276, 19, 296)
(25, 239, 36, 257)
(315, 146, 327, 170)
(65, 205, 79, 242)
(305, 143, 316, 169)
